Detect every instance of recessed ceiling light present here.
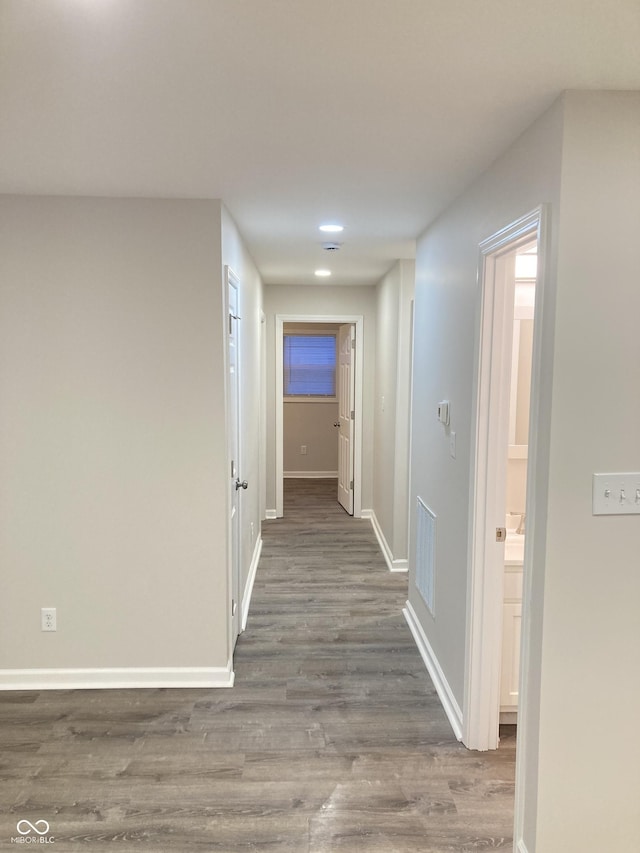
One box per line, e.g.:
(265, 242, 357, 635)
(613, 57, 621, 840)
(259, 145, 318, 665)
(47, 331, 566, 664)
(315, 269, 332, 277)
(319, 224, 344, 233)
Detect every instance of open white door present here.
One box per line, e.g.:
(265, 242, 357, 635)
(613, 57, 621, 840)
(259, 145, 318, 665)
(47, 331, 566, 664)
(226, 268, 242, 648)
(337, 324, 355, 514)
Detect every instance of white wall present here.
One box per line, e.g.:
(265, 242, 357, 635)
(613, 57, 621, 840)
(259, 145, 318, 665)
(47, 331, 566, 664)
(531, 91, 640, 853)
(410, 95, 564, 708)
(284, 402, 338, 474)
(0, 197, 230, 679)
(373, 260, 415, 565)
(410, 91, 640, 852)
(263, 284, 377, 514)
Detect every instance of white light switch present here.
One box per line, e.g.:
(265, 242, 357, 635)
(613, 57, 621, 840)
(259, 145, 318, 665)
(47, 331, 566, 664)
(592, 473, 640, 515)
(437, 401, 450, 425)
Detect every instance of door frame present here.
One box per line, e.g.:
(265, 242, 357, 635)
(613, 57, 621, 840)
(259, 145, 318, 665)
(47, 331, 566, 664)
(275, 314, 364, 518)
(463, 206, 548, 751)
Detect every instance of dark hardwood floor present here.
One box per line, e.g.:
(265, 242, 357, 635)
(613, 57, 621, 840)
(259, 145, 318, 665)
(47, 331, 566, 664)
(0, 479, 515, 851)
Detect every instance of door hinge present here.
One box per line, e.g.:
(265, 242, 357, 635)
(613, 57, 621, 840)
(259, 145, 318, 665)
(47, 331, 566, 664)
(232, 599, 237, 616)
(350, 480, 354, 490)
(496, 527, 507, 542)
(350, 410, 355, 420)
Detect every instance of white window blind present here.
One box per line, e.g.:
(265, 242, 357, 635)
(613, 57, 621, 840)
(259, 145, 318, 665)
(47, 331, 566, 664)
(283, 334, 336, 396)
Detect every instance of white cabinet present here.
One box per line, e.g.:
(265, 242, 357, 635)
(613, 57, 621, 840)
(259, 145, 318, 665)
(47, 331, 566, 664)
(500, 565, 523, 714)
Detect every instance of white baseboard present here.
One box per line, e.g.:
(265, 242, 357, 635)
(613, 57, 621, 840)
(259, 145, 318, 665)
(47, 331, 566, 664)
(367, 510, 409, 573)
(241, 536, 262, 631)
(265, 509, 277, 520)
(283, 471, 338, 479)
(0, 664, 235, 691)
(516, 841, 530, 853)
(403, 601, 463, 741)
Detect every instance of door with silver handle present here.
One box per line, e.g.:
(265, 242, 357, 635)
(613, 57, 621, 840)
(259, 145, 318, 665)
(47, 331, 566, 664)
(235, 478, 248, 491)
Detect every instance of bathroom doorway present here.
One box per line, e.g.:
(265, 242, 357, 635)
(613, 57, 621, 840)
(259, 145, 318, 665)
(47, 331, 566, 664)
(500, 240, 536, 722)
(463, 207, 546, 751)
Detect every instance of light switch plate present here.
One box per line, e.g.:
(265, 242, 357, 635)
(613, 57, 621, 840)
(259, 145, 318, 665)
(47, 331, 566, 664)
(437, 401, 450, 426)
(592, 472, 640, 515)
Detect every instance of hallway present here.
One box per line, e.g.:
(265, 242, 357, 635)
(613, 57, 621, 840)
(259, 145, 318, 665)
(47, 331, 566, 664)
(232, 478, 516, 850)
(0, 480, 515, 851)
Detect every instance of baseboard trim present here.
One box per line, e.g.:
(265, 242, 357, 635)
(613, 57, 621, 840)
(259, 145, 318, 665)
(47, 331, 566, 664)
(265, 509, 277, 520)
(0, 664, 235, 691)
(241, 536, 262, 631)
(283, 471, 338, 479)
(403, 601, 463, 740)
(516, 841, 530, 853)
(367, 510, 409, 573)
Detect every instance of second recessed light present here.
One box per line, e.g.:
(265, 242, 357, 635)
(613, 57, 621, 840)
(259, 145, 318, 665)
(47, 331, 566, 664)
(319, 224, 344, 233)
(315, 269, 332, 277)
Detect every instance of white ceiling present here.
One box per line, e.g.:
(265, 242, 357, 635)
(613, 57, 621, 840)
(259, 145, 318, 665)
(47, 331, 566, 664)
(1, 1, 639, 286)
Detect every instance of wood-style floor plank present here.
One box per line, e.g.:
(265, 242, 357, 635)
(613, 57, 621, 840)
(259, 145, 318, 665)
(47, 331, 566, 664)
(0, 479, 515, 851)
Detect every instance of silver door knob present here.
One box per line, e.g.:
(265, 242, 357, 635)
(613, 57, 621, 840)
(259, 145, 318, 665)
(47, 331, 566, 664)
(235, 478, 248, 490)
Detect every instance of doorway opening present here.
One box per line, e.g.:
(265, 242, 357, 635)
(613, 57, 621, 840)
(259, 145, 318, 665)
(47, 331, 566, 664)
(500, 240, 536, 723)
(275, 314, 364, 518)
(464, 207, 547, 753)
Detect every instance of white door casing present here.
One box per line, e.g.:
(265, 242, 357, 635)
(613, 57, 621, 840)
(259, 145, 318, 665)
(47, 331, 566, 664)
(274, 314, 364, 519)
(464, 207, 545, 752)
(337, 324, 355, 515)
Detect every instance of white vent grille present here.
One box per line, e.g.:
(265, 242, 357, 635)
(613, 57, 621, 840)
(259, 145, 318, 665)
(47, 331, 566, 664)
(416, 498, 435, 615)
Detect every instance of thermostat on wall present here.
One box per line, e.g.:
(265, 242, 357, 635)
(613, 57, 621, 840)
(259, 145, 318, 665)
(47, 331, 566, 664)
(437, 401, 450, 426)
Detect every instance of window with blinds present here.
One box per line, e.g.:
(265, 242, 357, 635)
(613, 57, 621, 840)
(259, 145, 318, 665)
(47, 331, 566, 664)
(283, 334, 337, 397)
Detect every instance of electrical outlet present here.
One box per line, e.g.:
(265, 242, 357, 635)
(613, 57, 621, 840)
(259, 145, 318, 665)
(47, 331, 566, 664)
(41, 607, 57, 632)
(300, 445, 307, 455)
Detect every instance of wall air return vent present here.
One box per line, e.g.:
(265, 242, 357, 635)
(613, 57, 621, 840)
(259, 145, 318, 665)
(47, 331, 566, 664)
(416, 497, 436, 616)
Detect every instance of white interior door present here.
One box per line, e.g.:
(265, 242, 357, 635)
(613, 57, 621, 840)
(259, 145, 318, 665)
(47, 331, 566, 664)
(337, 324, 355, 514)
(227, 269, 241, 647)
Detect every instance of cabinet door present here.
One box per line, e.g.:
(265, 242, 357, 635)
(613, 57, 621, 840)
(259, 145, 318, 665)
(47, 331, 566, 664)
(500, 602, 522, 710)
